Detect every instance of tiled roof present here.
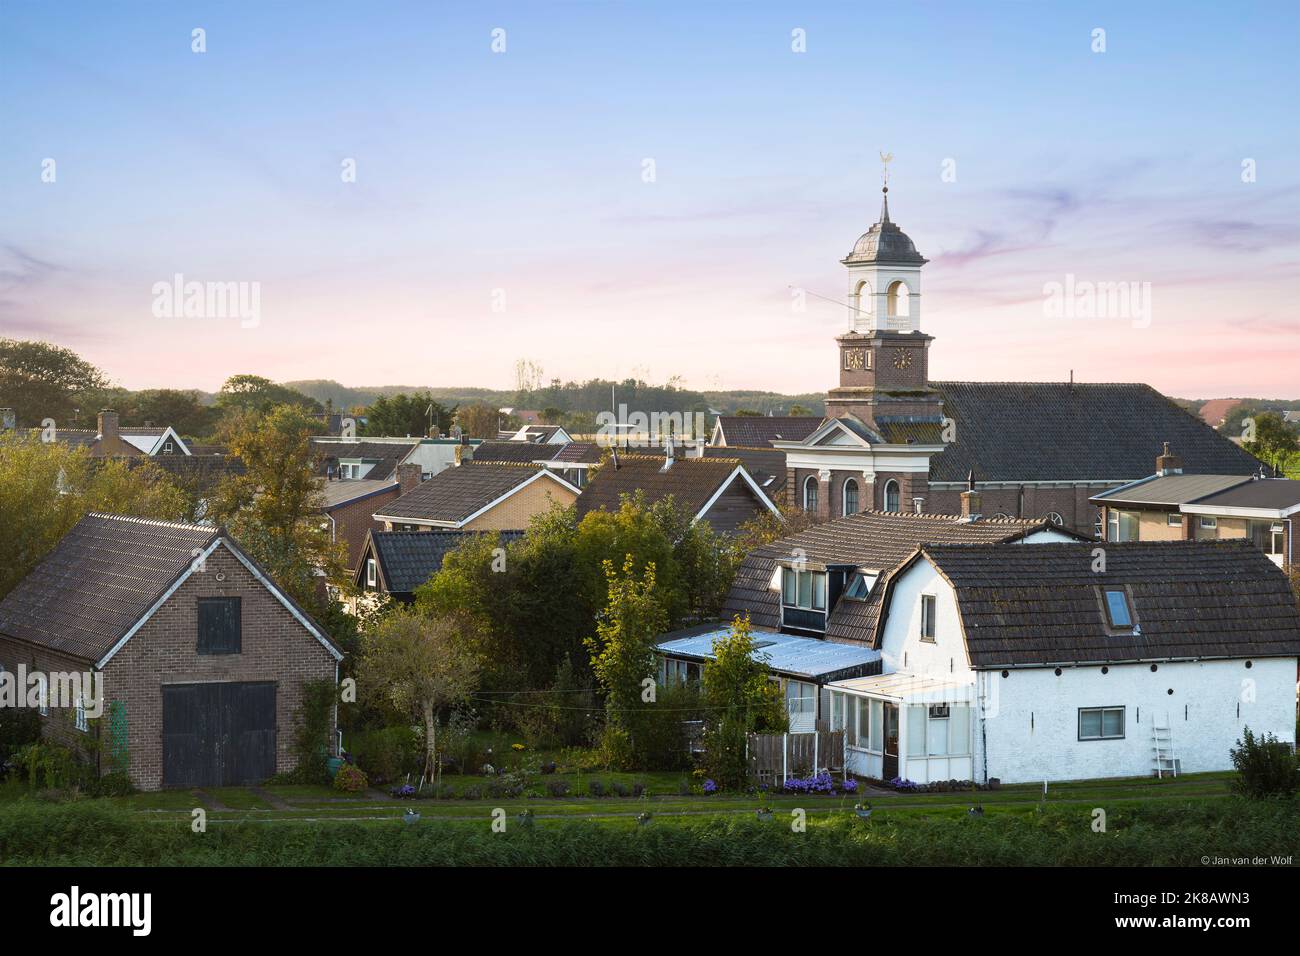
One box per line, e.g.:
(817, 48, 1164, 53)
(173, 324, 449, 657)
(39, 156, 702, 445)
(575, 455, 754, 520)
(470, 441, 562, 464)
(715, 416, 821, 448)
(309, 439, 417, 480)
(357, 529, 525, 595)
(0, 514, 217, 661)
(0, 513, 340, 663)
(374, 463, 550, 524)
(920, 540, 1300, 667)
(702, 446, 786, 498)
(929, 383, 1262, 483)
(722, 511, 1066, 643)
(1091, 474, 1251, 506)
(551, 442, 606, 464)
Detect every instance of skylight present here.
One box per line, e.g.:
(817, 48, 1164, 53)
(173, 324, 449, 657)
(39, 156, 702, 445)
(1103, 588, 1132, 628)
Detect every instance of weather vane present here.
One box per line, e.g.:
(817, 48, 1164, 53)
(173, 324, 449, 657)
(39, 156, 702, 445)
(879, 151, 893, 187)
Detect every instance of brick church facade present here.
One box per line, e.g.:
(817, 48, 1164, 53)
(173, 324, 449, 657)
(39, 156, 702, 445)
(774, 185, 1261, 536)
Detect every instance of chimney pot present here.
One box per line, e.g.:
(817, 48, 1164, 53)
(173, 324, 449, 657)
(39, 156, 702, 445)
(1156, 442, 1183, 476)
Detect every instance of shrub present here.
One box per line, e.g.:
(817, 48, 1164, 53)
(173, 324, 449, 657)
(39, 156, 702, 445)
(0, 708, 41, 776)
(611, 781, 630, 798)
(546, 780, 571, 798)
(88, 772, 136, 797)
(291, 679, 338, 785)
(1230, 727, 1299, 799)
(333, 764, 369, 793)
(587, 779, 606, 798)
(350, 726, 420, 785)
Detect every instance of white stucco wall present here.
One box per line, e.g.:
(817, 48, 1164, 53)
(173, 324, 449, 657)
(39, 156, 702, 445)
(879, 560, 970, 681)
(975, 657, 1297, 784)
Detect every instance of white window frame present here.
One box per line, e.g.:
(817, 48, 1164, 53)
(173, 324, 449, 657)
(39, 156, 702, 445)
(883, 479, 900, 513)
(842, 478, 859, 516)
(802, 476, 819, 512)
(1166, 513, 1182, 527)
(920, 594, 937, 642)
(781, 567, 826, 612)
(1200, 516, 1217, 530)
(37, 675, 48, 717)
(784, 679, 815, 717)
(366, 558, 378, 587)
(75, 695, 88, 733)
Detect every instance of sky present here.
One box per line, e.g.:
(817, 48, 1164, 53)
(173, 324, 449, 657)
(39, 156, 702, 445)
(2, 1, 1298, 399)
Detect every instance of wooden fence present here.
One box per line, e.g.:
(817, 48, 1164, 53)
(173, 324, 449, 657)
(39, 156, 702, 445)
(747, 730, 845, 784)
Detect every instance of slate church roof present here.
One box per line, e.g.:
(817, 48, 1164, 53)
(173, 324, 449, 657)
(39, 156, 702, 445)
(929, 382, 1261, 483)
(914, 540, 1300, 667)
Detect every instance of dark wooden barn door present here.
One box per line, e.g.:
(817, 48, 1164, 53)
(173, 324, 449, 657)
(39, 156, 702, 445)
(162, 682, 277, 788)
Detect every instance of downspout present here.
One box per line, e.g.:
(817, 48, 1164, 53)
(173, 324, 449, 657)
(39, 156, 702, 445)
(979, 670, 989, 784)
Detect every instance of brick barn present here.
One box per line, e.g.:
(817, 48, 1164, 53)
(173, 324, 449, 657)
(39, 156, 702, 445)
(0, 513, 341, 791)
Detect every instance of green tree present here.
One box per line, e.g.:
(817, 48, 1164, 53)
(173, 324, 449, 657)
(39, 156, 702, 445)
(362, 391, 455, 438)
(1244, 412, 1299, 476)
(130, 389, 218, 439)
(359, 607, 481, 783)
(214, 375, 322, 417)
(209, 405, 343, 608)
(585, 556, 668, 769)
(700, 614, 787, 789)
(0, 339, 108, 427)
(0, 434, 186, 598)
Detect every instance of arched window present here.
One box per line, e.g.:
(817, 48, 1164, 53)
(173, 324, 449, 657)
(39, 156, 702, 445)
(1047, 512, 1065, 526)
(854, 279, 873, 316)
(843, 478, 859, 516)
(886, 280, 910, 317)
(803, 476, 819, 512)
(883, 479, 900, 513)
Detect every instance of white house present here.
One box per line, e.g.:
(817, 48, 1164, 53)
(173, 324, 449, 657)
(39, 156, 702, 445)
(828, 539, 1300, 784)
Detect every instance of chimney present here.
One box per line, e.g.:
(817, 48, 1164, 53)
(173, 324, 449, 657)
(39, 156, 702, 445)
(0, 408, 14, 432)
(661, 438, 674, 472)
(397, 462, 422, 494)
(98, 409, 119, 443)
(1156, 442, 1183, 476)
(454, 444, 466, 467)
(959, 469, 982, 521)
(428, 425, 441, 439)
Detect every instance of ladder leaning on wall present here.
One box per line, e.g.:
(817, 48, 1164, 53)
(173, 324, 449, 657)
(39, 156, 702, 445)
(1151, 719, 1179, 778)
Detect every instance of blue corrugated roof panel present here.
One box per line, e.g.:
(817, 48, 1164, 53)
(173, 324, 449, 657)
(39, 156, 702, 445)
(656, 626, 880, 680)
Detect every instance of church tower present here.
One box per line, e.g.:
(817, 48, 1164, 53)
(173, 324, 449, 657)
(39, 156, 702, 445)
(825, 183, 944, 428)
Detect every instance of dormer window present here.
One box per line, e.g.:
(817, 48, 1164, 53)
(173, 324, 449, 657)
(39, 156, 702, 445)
(782, 568, 826, 612)
(844, 570, 878, 600)
(1102, 588, 1132, 629)
(920, 594, 937, 642)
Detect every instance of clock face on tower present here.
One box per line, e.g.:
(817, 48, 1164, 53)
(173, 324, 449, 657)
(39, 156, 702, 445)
(892, 347, 914, 370)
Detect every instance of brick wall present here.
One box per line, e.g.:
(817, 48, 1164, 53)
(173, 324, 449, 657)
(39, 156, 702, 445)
(96, 545, 337, 791)
(0, 639, 95, 755)
(326, 485, 400, 571)
(464, 476, 578, 530)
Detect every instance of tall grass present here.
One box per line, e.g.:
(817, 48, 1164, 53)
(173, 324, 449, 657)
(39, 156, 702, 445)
(1, 798, 1294, 866)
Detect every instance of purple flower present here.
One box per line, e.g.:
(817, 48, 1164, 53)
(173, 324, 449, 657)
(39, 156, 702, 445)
(702, 779, 718, 793)
(841, 779, 859, 793)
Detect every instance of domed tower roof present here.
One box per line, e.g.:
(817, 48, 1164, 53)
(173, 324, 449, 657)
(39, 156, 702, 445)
(842, 188, 928, 266)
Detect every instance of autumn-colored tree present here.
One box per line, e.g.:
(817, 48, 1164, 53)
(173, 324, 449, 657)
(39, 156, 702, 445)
(0, 433, 186, 598)
(209, 404, 344, 607)
(359, 607, 482, 783)
(454, 402, 501, 439)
